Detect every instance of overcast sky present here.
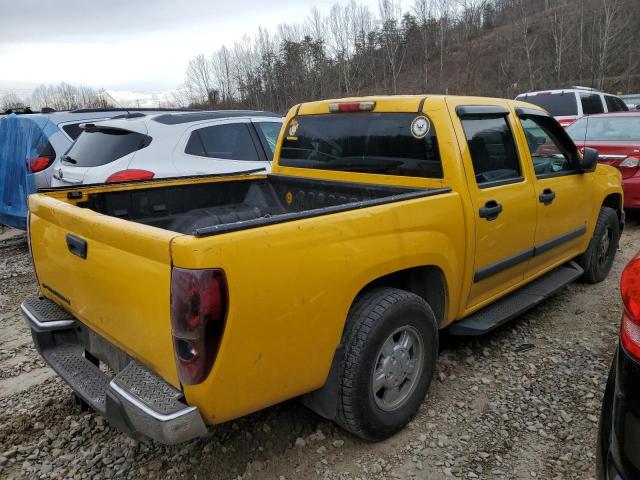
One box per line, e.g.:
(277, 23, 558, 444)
(0, 0, 379, 103)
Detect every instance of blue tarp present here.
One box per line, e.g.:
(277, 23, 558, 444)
(0, 114, 56, 229)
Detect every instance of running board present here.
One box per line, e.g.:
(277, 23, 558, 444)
(449, 261, 584, 336)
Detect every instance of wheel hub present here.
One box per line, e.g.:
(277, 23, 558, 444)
(372, 326, 424, 411)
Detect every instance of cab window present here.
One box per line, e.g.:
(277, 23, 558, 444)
(460, 116, 521, 187)
(519, 117, 577, 177)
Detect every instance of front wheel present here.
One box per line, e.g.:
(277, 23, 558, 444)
(578, 206, 620, 284)
(335, 287, 438, 441)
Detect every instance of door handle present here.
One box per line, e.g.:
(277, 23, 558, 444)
(539, 188, 556, 205)
(479, 200, 503, 221)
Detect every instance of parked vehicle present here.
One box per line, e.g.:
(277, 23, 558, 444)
(597, 254, 640, 480)
(566, 112, 640, 209)
(0, 108, 192, 229)
(50, 111, 282, 187)
(22, 95, 622, 444)
(516, 87, 628, 128)
(620, 94, 640, 111)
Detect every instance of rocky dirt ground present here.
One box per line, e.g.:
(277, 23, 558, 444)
(0, 219, 638, 480)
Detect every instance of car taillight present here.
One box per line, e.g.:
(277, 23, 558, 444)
(558, 119, 575, 128)
(170, 268, 228, 385)
(105, 169, 155, 183)
(328, 101, 375, 113)
(621, 256, 640, 361)
(29, 156, 54, 173)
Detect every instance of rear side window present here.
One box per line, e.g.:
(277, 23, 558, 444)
(517, 93, 578, 117)
(185, 123, 259, 161)
(279, 113, 443, 178)
(461, 117, 521, 186)
(580, 93, 604, 115)
(64, 129, 150, 167)
(605, 95, 629, 112)
(256, 122, 282, 155)
(61, 123, 84, 140)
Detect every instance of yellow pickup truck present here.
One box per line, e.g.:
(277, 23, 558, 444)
(22, 96, 623, 444)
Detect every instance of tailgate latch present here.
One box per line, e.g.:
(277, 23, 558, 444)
(66, 234, 88, 259)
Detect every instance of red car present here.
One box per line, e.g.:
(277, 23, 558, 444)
(567, 112, 640, 208)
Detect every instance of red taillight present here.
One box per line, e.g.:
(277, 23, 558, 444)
(559, 119, 575, 128)
(621, 256, 640, 360)
(170, 268, 228, 385)
(29, 156, 54, 173)
(105, 169, 155, 183)
(328, 101, 375, 113)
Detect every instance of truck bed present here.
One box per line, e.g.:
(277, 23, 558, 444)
(76, 175, 442, 236)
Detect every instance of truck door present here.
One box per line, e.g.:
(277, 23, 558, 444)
(448, 101, 538, 309)
(513, 108, 593, 278)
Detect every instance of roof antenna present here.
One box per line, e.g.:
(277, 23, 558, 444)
(99, 89, 131, 116)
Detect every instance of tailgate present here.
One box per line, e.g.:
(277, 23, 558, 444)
(28, 193, 182, 387)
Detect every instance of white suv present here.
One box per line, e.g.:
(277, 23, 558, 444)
(516, 87, 628, 127)
(50, 110, 282, 186)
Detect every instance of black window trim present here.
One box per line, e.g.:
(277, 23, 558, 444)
(456, 105, 510, 119)
(515, 107, 582, 176)
(477, 176, 525, 190)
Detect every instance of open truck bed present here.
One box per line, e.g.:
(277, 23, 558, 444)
(72, 174, 440, 236)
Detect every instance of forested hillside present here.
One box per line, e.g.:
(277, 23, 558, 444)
(181, 0, 640, 113)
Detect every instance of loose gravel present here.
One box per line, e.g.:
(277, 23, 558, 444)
(0, 218, 638, 479)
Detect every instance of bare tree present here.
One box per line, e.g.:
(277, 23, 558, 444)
(550, 6, 574, 84)
(595, 0, 623, 88)
(185, 54, 215, 106)
(378, 0, 407, 94)
(1, 93, 26, 111)
(516, 0, 537, 91)
(413, 0, 433, 91)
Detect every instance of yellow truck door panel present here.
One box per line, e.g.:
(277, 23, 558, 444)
(514, 114, 595, 276)
(447, 100, 537, 309)
(28, 195, 181, 387)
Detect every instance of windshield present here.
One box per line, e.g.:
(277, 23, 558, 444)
(64, 128, 150, 167)
(279, 113, 443, 178)
(517, 92, 578, 117)
(567, 116, 640, 142)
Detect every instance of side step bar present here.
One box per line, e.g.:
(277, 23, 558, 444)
(449, 261, 584, 336)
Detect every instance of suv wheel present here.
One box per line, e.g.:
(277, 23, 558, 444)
(335, 287, 438, 441)
(578, 206, 619, 283)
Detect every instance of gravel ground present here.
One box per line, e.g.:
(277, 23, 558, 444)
(0, 218, 638, 480)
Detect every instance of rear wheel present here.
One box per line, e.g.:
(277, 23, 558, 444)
(578, 207, 619, 283)
(335, 287, 438, 441)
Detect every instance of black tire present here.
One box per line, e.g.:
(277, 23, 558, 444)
(578, 206, 619, 284)
(335, 287, 438, 441)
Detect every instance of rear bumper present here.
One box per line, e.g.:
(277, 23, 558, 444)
(21, 297, 208, 445)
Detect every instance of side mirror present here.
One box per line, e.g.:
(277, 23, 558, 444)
(580, 147, 598, 172)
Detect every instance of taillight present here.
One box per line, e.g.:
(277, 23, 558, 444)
(170, 268, 228, 384)
(105, 169, 155, 183)
(29, 156, 54, 173)
(329, 101, 375, 113)
(621, 256, 640, 360)
(558, 119, 575, 128)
